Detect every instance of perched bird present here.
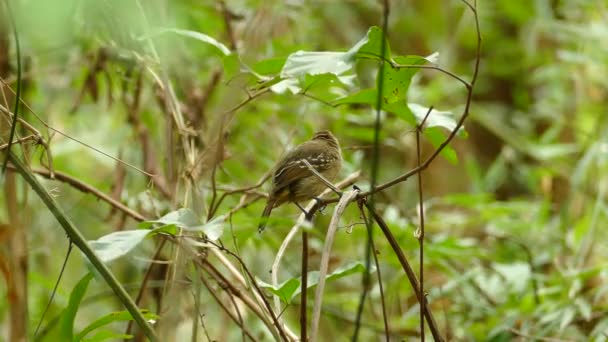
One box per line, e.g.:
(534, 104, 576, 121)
(258, 130, 342, 232)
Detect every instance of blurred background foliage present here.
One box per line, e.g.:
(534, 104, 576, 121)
(1, 0, 607, 341)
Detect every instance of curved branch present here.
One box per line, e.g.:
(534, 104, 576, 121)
(7, 166, 146, 222)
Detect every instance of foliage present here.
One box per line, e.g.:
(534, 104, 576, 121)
(0, 0, 606, 341)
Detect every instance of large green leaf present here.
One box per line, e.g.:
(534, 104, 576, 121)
(57, 273, 94, 341)
(279, 27, 376, 79)
(258, 261, 374, 304)
(89, 230, 150, 263)
(75, 310, 158, 341)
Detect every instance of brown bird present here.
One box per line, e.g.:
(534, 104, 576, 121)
(258, 130, 342, 232)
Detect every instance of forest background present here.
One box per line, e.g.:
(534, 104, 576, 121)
(0, 0, 606, 341)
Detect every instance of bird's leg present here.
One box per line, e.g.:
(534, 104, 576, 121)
(313, 196, 327, 214)
(294, 202, 309, 216)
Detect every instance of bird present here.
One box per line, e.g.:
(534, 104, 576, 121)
(258, 130, 342, 232)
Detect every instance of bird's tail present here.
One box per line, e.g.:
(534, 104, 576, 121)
(258, 199, 275, 233)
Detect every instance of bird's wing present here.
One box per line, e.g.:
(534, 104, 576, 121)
(272, 141, 330, 191)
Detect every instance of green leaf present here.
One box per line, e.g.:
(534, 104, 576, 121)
(222, 54, 241, 81)
(89, 230, 150, 263)
(424, 127, 459, 165)
(355, 26, 391, 61)
(381, 55, 428, 104)
(146, 208, 201, 229)
(408, 103, 460, 132)
(81, 330, 132, 342)
(75, 310, 158, 341)
(257, 277, 301, 304)
(252, 57, 288, 75)
(333, 88, 377, 107)
(142, 208, 224, 240)
(193, 215, 225, 241)
(142, 28, 230, 55)
(57, 273, 94, 341)
(280, 26, 383, 79)
(258, 261, 373, 304)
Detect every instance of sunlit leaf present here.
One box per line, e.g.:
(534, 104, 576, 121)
(408, 103, 460, 132)
(281, 51, 353, 78)
(89, 230, 150, 263)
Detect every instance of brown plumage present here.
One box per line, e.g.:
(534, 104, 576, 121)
(258, 130, 342, 232)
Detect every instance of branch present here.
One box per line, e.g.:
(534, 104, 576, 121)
(7, 152, 159, 341)
(365, 202, 443, 341)
(360, 0, 481, 197)
(7, 165, 146, 222)
(271, 171, 361, 315)
(310, 188, 360, 341)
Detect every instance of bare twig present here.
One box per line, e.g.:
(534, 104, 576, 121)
(310, 188, 359, 342)
(1, 0, 21, 172)
(0, 134, 37, 150)
(365, 202, 443, 341)
(6, 166, 146, 222)
(359, 205, 390, 341)
(206, 242, 293, 341)
(197, 266, 258, 341)
(0, 82, 155, 177)
(301, 159, 342, 195)
(300, 231, 308, 342)
(0, 103, 54, 177)
(124, 238, 167, 340)
(416, 106, 433, 340)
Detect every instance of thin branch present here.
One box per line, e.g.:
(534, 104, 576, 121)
(301, 159, 342, 195)
(310, 188, 360, 342)
(360, 0, 481, 197)
(0, 104, 54, 177)
(0, 82, 155, 177)
(208, 171, 271, 218)
(1, 0, 21, 172)
(7, 166, 146, 222)
(197, 268, 258, 341)
(0, 134, 37, 150)
(359, 205, 389, 341)
(124, 238, 167, 340)
(206, 241, 291, 341)
(353, 0, 389, 339)
(218, 0, 237, 51)
(365, 202, 443, 341)
(300, 231, 308, 342)
(416, 112, 426, 340)
(34, 243, 73, 338)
